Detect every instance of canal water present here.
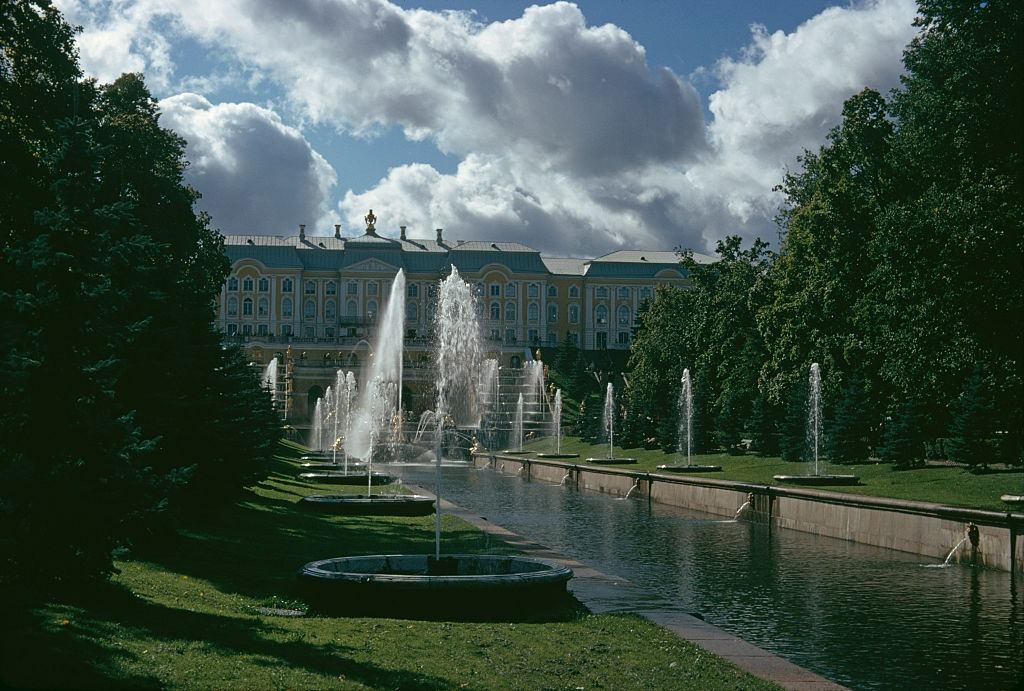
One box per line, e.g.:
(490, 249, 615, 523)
(396, 463, 1023, 691)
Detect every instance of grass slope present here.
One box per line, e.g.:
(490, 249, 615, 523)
(2, 441, 776, 690)
(524, 437, 1023, 511)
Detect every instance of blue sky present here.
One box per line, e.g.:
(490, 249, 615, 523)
(56, 0, 918, 256)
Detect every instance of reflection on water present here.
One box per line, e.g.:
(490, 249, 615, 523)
(396, 464, 1023, 691)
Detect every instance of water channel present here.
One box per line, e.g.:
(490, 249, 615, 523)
(396, 463, 1023, 690)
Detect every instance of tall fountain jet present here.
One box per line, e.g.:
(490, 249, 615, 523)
(514, 394, 524, 451)
(432, 267, 484, 557)
(602, 383, 615, 459)
(553, 389, 562, 454)
(311, 397, 325, 451)
(347, 270, 406, 463)
(679, 369, 692, 466)
(261, 357, 279, 406)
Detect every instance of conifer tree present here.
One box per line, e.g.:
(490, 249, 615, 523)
(826, 373, 874, 464)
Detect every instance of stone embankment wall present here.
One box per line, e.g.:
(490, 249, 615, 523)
(476, 454, 1024, 572)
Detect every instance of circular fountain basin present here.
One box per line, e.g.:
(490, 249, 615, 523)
(300, 452, 343, 461)
(299, 494, 435, 516)
(298, 471, 394, 486)
(300, 462, 367, 470)
(501, 450, 531, 455)
(1000, 494, 1024, 509)
(656, 464, 723, 473)
(586, 457, 638, 465)
(298, 554, 573, 616)
(773, 474, 860, 486)
(536, 453, 581, 459)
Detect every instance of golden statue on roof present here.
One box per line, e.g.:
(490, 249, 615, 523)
(364, 209, 377, 232)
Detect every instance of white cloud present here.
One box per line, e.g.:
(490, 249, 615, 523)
(61, 0, 918, 254)
(159, 93, 336, 234)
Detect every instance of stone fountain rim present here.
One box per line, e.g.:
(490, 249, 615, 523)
(299, 553, 573, 588)
(772, 474, 860, 486)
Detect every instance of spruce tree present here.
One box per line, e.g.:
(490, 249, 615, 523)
(946, 367, 996, 470)
(750, 391, 782, 456)
(879, 398, 927, 469)
(827, 373, 873, 464)
(780, 383, 807, 462)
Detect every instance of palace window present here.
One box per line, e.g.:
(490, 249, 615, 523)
(347, 281, 358, 295)
(406, 303, 418, 322)
(617, 304, 631, 326)
(617, 332, 630, 345)
(227, 277, 239, 291)
(257, 324, 269, 336)
(304, 326, 314, 338)
(595, 304, 608, 325)
(281, 297, 293, 318)
(596, 286, 608, 298)
(242, 297, 253, 316)
(568, 331, 578, 345)
(569, 285, 580, 298)
(547, 285, 557, 298)
(282, 278, 293, 293)
(407, 284, 419, 298)
(617, 287, 631, 300)
(227, 296, 238, 316)
(325, 326, 335, 338)
(528, 329, 539, 344)
(568, 304, 579, 324)
(528, 283, 539, 298)
(640, 287, 652, 301)
(506, 283, 517, 297)
(489, 328, 500, 341)
(546, 332, 557, 346)
(257, 297, 269, 317)
(227, 323, 238, 336)
(505, 328, 516, 344)
(490, 302, 500, 320)
(243, 277, 254, 292)
(367, 300, 378, 320)
(305, 280, 316, 295)
(489, 284, 500, 297)
(596, 332, 607, 349)
(547, 304, 557, 322)
(367, 282, 378, 296)
(326, 281, 337, 296)
(258, 277, 269, 292)
(528, 303, 539, 323)
(242, 324, 252, 336)
(347, 300, 357, 317)
(325, 300, 336, 320)
(281, 324, 292, 337)
(505, 302, 517, 321)
(304, 299, 315, 319)
(474, 282, 484, 297)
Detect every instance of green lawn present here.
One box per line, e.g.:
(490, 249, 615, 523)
(524, 437, 1023, 511)
(1, 440, 776, 690)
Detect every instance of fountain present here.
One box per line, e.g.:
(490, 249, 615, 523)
(774, 363, 859, 486)
(586, 383, 636, 464)
(657, 369, 721, 473)
(261, 357, 279, 406)
(537, 388, 580, 459)
(298, 262, 571, 615)
(503, 394, 529, 454)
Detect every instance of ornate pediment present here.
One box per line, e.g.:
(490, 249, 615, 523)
(347, 258, 398, 273)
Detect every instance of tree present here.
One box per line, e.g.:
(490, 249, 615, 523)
(826, 373, 875, 464)
(879, 398, 928, 469)
(750, 390, 782, 457)
(779, 382, 808, 463)
(946, 367, 997, 470)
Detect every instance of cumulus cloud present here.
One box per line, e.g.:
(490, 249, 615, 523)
(62, 0, 917, 254)
(159, 94, 336, 234)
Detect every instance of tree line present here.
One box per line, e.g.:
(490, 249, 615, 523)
(0, 1, 280, 592)
(623, 0, 1022, 469)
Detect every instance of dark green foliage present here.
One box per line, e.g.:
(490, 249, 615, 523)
(879, 398, 928, 469)
(827, 373, 875, 464)
(0, 1, 279, 589)
(779, 383, 808, 463)
(946, 367, 997, 470)
(553, 334, 579, 373)
(750, 391, 782, 457)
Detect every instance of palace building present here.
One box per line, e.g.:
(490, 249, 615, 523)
(218, 213, 709, 419)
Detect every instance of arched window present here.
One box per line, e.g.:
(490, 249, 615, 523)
(617, 287, 630, 300)
(407, 283, 419, 298)
(281, 297, 293, 318)
(282, 278, 293, 293)
(595, 304, 608, 325)
(510, 355, 522, 369)
(258, 277, 269, 292)
(490, 302, 500, 320)
(242, 277, 254, 292)
(326, 281, 337, 295)
(347, 300, 357, 316)
(406, 303, 418, 322)
(568, 304, 579, 323)
(505, 302, 517, 321)
(227, 277, 239, 291)
(227, 296, 238, 316)
(506, 283, 517, 297)
(305, 280, 316, 294)
(367, 300, 378, 320)
(257, 297, 269, 317)
(617, 304, 631, 326)
(528, 283, 539, 298)
(528, 303, 539, 322)
(242, 297, 253, 316)
(304, 299, 316, 319)
(569, 285, 580, 298)
(325, 300, 336, 320)
(547, 303, 558, 322)
(547, 285, 557, 298)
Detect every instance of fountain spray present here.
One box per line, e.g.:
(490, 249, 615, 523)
(678, 369, 692, 466)
(602, 383, 615, 459)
